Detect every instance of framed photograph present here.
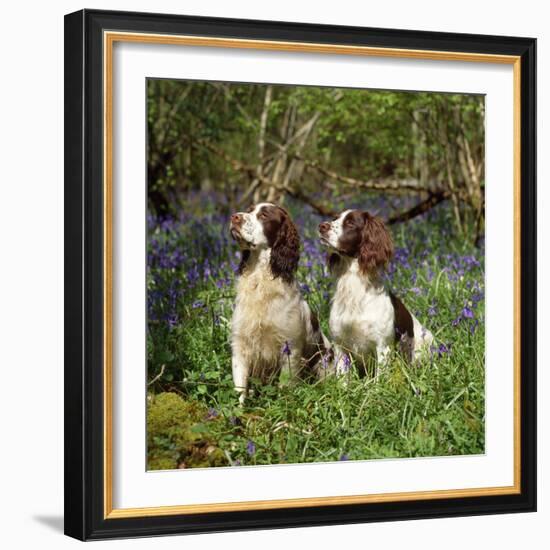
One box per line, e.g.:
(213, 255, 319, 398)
(64, 9, 536, 540)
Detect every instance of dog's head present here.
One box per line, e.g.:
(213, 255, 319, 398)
(318, 209, 394, 276)
(230, 203, 300, 283)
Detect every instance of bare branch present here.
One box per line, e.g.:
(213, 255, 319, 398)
(386, 191, 449, 225)
(182, 135, 476, 227)
(294, 152, 435, 195)
(285, 188, 337, 217)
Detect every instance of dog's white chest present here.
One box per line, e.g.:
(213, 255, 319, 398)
(233, 267, 303, 342)
(329, 272, 394, 351)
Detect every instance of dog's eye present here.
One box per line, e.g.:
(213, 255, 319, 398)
(258, 211, 267, 219)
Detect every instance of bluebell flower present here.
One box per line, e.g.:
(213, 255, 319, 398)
(166, 313, 178, 330)
(339, 454, 349, 461)
(206, 407, 218, 420)
(246, 440, 256, 456)
(281, 341, 292, 356)
(462, 306, 475, 319)
(341, 354, 351, 373)
(471, 292, 484, 304)
(438, 343, 449, 355)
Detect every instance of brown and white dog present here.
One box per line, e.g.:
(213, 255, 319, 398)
(318, 209, 433, 376)
(230, 203, 329, 404)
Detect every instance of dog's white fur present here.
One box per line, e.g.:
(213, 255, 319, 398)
(231, 203, 327, 404)
(322, 210, 433, 375)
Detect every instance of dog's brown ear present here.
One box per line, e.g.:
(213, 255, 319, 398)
(237, 250, 250, 275)
(358, 212, 394, 275)
(270, 210, 300, 283)
(327, 253, 340, 273)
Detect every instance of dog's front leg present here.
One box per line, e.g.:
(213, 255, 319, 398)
(232, 350, 250, 406)
(375, 344, 391, 378)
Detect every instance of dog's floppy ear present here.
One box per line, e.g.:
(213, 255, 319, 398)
(358, 212, 394, 275)
(327, 253, 340, 274)
(270, 209, 300, 283)
(237, 250, 250, 275)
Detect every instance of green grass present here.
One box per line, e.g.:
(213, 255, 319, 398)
(146, 196, 485, 469)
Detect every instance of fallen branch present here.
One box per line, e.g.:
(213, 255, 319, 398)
(386, 191, 449, 225)
(181, 136, 458, 226)
(286, 188, 338, 218)
(295, 152, 434, 195)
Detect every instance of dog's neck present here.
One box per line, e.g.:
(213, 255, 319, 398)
(249, 247, 271, 267)
(240, 247, 271, 276)
(333, 256, 385, 291)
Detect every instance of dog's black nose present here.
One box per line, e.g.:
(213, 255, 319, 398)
(319, 221, 330, 234)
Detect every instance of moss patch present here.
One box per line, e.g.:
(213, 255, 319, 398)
(147, 392, 227, 470)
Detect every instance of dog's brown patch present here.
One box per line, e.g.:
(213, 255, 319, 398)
(389, 292, 414, 361)
(358, 213, 394, 276)
(257, 205, 300, 284)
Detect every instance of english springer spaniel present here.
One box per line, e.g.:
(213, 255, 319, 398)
(230, 203, 329, 404)
(319, 209, 433, 377)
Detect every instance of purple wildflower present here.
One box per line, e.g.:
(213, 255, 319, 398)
(462, 255, 480, 269)
(438, 343, 449, 355)
(166, 313, 178, 330)
(300, 283, 311, 294)
(462, 306, 475, 319)
(192, 300, 205, 309)
(341, 354, 351, 373)
(339, 454, 349, 461)
(471, 292, 484, 304)
(206, 407, 218, 420)
(282, 341, 292, 356)
(246, 440, 256, 456)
